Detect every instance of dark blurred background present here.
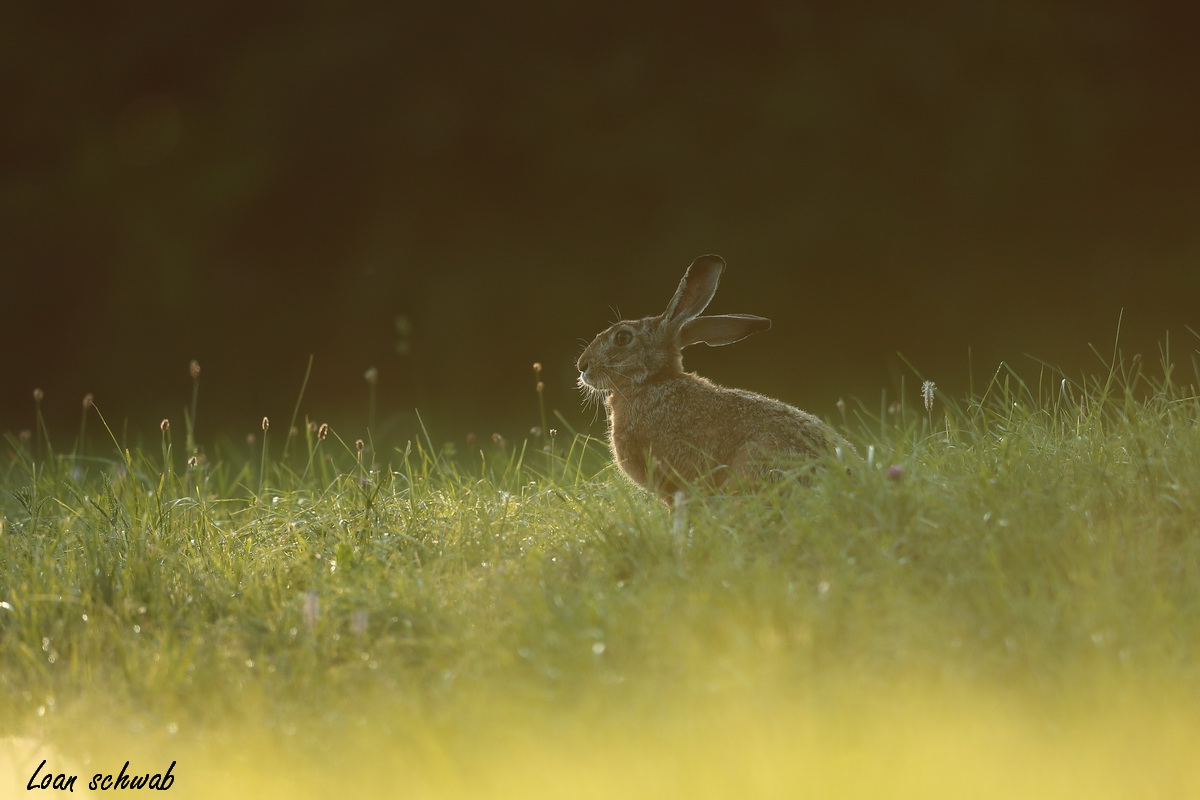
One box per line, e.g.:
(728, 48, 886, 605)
(3, 1, 1199, 448)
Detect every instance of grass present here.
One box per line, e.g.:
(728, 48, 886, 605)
(2, 342, 1200, 798)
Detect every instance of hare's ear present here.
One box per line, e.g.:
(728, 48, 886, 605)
(680, 314, 771, 348)
(662, 255, 725, 327)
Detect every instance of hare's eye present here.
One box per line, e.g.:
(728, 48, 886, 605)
(614, 330, 633, 346)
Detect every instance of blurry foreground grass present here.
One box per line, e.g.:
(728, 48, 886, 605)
(2, 347, 1199, 798)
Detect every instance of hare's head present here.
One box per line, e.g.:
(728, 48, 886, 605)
(576, 255, 771, 395)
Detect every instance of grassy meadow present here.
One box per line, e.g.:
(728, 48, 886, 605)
(2, 342, 1200, 798)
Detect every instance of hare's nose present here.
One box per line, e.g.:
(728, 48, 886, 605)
(577, 357, 589, 373)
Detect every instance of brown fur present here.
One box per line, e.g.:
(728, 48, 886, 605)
(577, 255, 845, 505)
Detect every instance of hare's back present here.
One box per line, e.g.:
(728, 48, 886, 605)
(724, 386, 832, 450)
(671, 376, 834, 456)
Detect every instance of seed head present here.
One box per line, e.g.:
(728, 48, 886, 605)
(532, 362, 542, 374)
(187, 456, 199, 468)
(33, 388, 44, 402)
(262, 416, 270, 431)
(364, 367, 378, 385)
(317, 423, 329, 441)
(83, 393, 95, 410)
(160, 419, 170, 432)
(355, 439, 365, 452)
(921, 381, 937, 412)
(189, 360, 201, 380)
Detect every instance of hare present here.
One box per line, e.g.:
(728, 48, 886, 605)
(576, 254, 847, 505)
